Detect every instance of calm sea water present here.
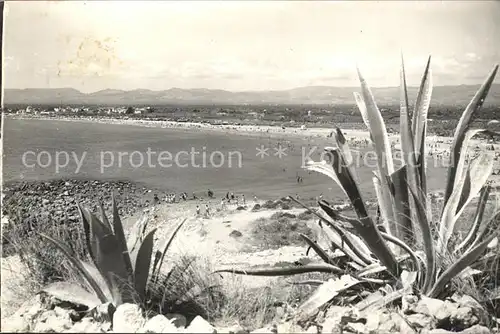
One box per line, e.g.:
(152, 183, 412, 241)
(3, 118, 447, 202)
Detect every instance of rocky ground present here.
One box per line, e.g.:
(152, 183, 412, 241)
(2, 284, 499, 333)
(2, 175, 500, 333)
(1, 179, 179, 256)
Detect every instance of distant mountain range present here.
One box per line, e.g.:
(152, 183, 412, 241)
(4, 84, 500, 106)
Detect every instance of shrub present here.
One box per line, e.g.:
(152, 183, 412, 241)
(216, 57, 500, 317)
(36, 195, 223, 320)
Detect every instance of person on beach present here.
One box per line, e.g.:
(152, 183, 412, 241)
(205, 204, 210, 216)
(208, 189, 214, 198)
(196, 205, 200, 216)
(153, 194, 160, 205)
(193, 192, 197, 200)
(221, 198, 226, 210)
(231, 192, 235, 201)
(241, 194, 246, 205)
(226, 192, 230, 201)
(254, 195, 258, 202)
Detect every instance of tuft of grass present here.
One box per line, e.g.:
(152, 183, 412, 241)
(250, 213, 315, 250)
(145, 254, 226, 324)
(214, 272, 329, 330)
(3, 217, 87, 285)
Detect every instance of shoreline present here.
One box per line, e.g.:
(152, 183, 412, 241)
(5, 114, 459, 145)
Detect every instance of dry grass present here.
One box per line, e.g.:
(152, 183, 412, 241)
(214, 272, 328, 330)
(250, 212, 315, 251)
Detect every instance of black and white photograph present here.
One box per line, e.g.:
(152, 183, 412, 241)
(1, 1, 500, 333)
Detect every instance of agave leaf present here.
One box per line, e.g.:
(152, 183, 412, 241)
(134, 228, 157, 303)
(357, 67, 395, 175)
(429, 229, 499, 298)
(41, 282, 102, 310)
(317, 200, 359, 229)
(353, 92, 372, 132)
(77, 204, 97, 265)
(333, 127, 360, 182)
(443, 65, 499, 207)
(152, 218, 186, 280)
(318, 220, 369, 266)
(318, 201, 374, 265)
(111, 196, 134, 287)
(99, 201, 112, 232)
(468, 211, 500, 252)
(455, 185, 491, 253)
(81, 261, 112, 301)
(325, 147, 399, 276)
(127, 214, 149, 254)
(38, 233, 108, 303)
(305, 159, 340, 185)
(359, 285, 412, 313)
(373, 172, 396, 239)
(388, 166, 414, 246)
(88, 212, 130, 305)
(288, 280, 326, 286)
(400, 56, 425, 236)
(358, 263, 387, 277)
(357, 67, 396, 232)
(214, 264, 346, 277)
(413, 56, 433, 191)
(355, 290, 384, 310)
(407, 185, 435, 293)
(296, 276, 361, 320)
(300, 234, 335, 265)
(438, 149, 494, 252)
(379, 231, 423, 276)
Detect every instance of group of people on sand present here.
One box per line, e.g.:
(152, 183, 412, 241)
(193, 190, 255, 218)
(159, 192, 191, 204)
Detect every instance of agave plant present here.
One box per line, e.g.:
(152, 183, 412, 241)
(216, 57, 500, 313)
(39, 196, 186, 308)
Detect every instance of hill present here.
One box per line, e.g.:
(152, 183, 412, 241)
(4, 84, 500, 106)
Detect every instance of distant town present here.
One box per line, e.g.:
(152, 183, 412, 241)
(5, 105, 155, 116)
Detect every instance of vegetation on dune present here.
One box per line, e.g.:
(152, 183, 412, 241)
(31, 195, 225, 322)
(217, 57, 500, 319)
(250, 212, 314, 250)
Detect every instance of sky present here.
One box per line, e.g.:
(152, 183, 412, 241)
(3, 1, 500, 93)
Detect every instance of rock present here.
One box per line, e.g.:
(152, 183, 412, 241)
(229, 230, 243, 238)
(452, 294, 489, 325)
(462, 325, 491, 334)
(402, 294, 419, 314)
(364, 311, 401, 333)
(165, 313, 187, 328)
(67, 317, 110, 333)
(90, 302, 116, 323)
(252, 204, 261, 211)
(33, 309, 74, 332)
(406, 313, 436, 330)
(449, 307, 480, 331)
(113, 303, 146, 333)
(186, 315, 217, 333)
(142, 315, 178, 333)
(415, 296, 455, 325)
(321, 306, 360, 333)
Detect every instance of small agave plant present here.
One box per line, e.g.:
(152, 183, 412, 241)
(216, 57, 500, 315)
(39, 196, 186, 308)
